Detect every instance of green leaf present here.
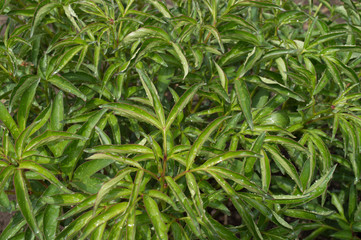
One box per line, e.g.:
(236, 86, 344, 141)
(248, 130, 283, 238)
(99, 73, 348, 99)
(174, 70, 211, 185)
(101, 103, 163, 130)
(264, 144, 303, 191)
(56, 209, 103, 240)
(213, 61, 228, 90)
(304, 165, 336, 200)
(304, 16, 318, 48)
(86, 144, 153, 155)
(123, 27, 171, 44)
(43, 205, 60, 240)
(170, 42, 189, 79)
(47, 75, 87, 101)
(149, 0, 172, 18)
(203, 24, 224, 53)
(55, 45, 84, 74)
(31, 3, 60, 36)
(25, 130, 85, 152)
(244, 132, 266, 178)
(248, 76, 304, 102)
(136, 64, 165, 127)
(29, 104, 52, 136)
(166, 84, 203, 131)
(235, 77, 253, 130)
(0, 101, 20, 139)
(307, 32, 345, 49)
(322, 56, 344, 90)
(18, 161, 71, 193)
(260, 149, 271, 191)
(14, 169, 43, 240)
(93, 168, 135, 213)
(0, 165, 15, 193)
(283, 209, 334, 220)
(264, 136, 308, 154)
(50, 91, 64, 132)
(79, 202, 128, 240)
(197, 150, 261, 169)
(144, 195, 168, 240)
(308, 132, 331, 172)
(206, 167, 266, 195)
(236, 47, 263, 79)
(101, 62, 123, 95)
(186, 116, 229, 170)
(209, 171, 263, 240)
(42, 193, 87, 205)
(60, 109, 107, 177)
(147, 190, 179, 211)
(165, 176, 201, 236)
(17, 79, 39, 131)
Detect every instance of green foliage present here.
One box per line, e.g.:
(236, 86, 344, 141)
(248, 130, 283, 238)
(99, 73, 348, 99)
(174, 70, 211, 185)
(0, 0, 361, 239)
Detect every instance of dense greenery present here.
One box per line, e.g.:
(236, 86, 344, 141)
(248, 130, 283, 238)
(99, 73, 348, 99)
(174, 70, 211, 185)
(1, 0, 361, 239)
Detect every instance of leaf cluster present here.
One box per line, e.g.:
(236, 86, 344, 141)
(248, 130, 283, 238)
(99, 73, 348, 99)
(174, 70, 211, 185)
(1, 0, 361, 239)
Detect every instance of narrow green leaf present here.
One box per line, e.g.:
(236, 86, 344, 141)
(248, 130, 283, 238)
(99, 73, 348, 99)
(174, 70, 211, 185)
(147, 190, 179, 211)
(308, 132, 331, 171)
(304, 165, 336, 199)
(307, 32, 345, 49)
(206, 167, 266, 195)
(197, 150, 261, 169)
(214, 61, 228, 90)
(144, 195, 168, 240)
(304, 16, 318, 48)
(186, 116, 229, 170)
(123, 27, 170, 44)
(166, 84, 203, 130)
(79, 202, 128, 240)
(14, 170, 43, 240)
(18, 161, 71, 193)
(56, 209, 103, 240)
(0, 166, 15, 193)
(209, 171, 263, 240)
(101, 103, 163, 130)
(149, 0, 172, 18)
(60, 109, 107, 177)
(42, 193, 87, 205)
(264, 144, 303, 191)
(283, 209, 334, 221)
(165, 176, 201, 235)
(244, 132, 266, 177)
(203, 25, 224, 53)
(264, 136, 308, 154)
(17, 79, 39, 131)
(48, 75, 87, 101)
(322, 57, 344, 90)
(0, 101, 20, 139)
(55, 45, 84, 74)
(136, 64, 165, 127)
(43, 205, 60, 240)
(87, 153, 142, 169)
(29, 104, 52, 136)
(236, 47, 263, 79)
(93, 168, 135, 213)
(31, 3, 60, 36)
(260, 149, 271, 191)
(50, 91, 64, 132)
(170, 42, 189, 79)
(25, 131, 85, 152)
(86, 144, 153, 155)
(248, 76, 304, 102)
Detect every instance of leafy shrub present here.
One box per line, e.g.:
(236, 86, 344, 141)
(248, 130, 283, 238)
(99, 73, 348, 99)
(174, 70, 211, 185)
(1, 0, 361, 239)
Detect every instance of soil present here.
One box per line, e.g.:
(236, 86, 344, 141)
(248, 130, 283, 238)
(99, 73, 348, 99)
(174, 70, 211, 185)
(0, 212, 12, 233)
